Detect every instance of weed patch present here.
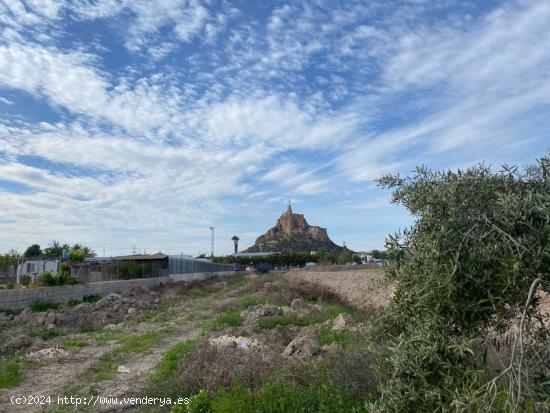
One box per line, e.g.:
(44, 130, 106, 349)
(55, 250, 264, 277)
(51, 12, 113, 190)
(0, 308, 22, 316)
(175, 380, 368, 413)
(115, 330, 168, 354)
(68, 294, 101, 306)
(258, 303, 357, 329)
(30, 299, 59, 312)
(145, 339, 199, 402)
(31, 329, 64, 340)
(315, 326, 366, 349)
(83, 353, 126, 382)
(61, 338, 88, 349)
(0, 355, 22, 388)
(203, 309, 242, 331)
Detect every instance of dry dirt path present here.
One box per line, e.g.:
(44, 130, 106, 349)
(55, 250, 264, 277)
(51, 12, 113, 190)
(0, 342, 115, 412)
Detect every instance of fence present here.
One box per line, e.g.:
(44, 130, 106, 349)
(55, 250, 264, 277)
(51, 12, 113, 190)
(168, 257, 233, 274)
(70, 257, 234, 283)
(71, 261, 167, 283)
(0, 265, 16, 285)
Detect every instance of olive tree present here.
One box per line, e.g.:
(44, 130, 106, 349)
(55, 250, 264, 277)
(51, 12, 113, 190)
(371, 156, 550, 412)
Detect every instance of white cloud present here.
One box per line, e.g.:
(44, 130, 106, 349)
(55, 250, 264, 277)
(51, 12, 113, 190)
(203, 95, 359, 149)
(260, 162, 331, 195)
(0, 42, 184, 135)
(336, 0, 550, 182)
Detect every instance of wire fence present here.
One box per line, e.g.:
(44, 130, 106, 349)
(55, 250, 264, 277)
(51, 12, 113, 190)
(168, 257, 233, 274)
(0, 265, 16, 285)
(70, 257, 233, 283)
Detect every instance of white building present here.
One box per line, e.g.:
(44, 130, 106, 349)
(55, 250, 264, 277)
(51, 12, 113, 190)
(17, 258, 60, 283)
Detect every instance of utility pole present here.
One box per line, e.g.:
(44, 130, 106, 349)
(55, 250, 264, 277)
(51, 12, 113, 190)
(210, 227, 215, 258)
(132, 245, 137, 254)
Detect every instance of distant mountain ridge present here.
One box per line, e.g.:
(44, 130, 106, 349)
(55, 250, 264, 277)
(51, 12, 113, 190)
(243, 203, 344, 253)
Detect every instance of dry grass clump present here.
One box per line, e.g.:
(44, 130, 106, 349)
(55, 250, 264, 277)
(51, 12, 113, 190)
(261, 279, 341, 306)
(329, 350, 378, 398)
(176, 341, 281, 394)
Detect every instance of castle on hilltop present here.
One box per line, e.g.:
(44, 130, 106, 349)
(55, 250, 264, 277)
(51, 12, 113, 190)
(243, 202, 343, 253)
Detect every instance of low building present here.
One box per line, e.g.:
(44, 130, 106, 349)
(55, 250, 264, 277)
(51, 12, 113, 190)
(357, 252, 373, 263)
(17, 258, 60, 283)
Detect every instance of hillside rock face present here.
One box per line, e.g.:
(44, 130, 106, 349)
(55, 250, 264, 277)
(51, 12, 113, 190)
(244, 203, 342, 253)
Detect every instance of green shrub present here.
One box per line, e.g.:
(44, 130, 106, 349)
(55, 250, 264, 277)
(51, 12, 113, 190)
(39, 271, 78, 286)
(39, 271, 58, 286)
(371, 157, 550, 411)
(20, 274, 31, 286)
(0, 355, 22, 388)
(30, 299, 59, 312)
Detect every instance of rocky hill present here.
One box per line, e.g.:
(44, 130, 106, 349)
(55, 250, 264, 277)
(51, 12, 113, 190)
(244, 203, 343, 253)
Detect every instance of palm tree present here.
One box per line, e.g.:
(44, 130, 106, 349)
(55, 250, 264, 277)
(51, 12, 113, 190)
(81, 246, 96, 257)
(71, 243, 83, 252)
(44, 240, 63, 258)
(231, 236, 239, 272)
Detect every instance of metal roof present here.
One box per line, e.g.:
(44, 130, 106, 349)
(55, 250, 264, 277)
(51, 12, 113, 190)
(113, 252, 168, 261)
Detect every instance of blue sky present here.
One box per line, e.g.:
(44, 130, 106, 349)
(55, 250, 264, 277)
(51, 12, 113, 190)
(0, 0, 549, 256)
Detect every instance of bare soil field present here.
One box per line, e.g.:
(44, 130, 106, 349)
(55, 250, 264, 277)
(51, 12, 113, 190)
(287, 267, 394, 310)
(0, 271, 390, 413)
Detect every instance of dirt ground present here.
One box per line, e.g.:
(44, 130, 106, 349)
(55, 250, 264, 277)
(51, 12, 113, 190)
(0, 270, 395, 413)
(287, 268, 394, 310)
(0, 279, 244, 413)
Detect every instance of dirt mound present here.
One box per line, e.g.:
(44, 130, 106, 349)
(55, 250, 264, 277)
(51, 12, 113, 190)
(0, 285, 166, 356)
(35, 289, 162, 333)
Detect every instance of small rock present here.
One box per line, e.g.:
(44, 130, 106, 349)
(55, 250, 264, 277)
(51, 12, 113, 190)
(28, 347, 68, 360)
(127, 308, 136, 315)
(282, 335, 320, 359)
(209, 335, 260, 349)
(117, 365, 130, 373)
(241, 305, 283, 321)
(320, 343, 342, 356)
(105, 324, 119, 330)
(94, 294, 121, 310)
(331, 313, 354, 331)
